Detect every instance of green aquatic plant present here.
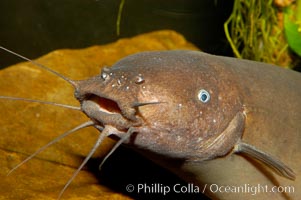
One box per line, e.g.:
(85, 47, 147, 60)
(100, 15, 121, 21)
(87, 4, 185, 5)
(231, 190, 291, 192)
(116, 0, 125, 36)
(284, 0, 301, 57)
(224, 0, 292, 67)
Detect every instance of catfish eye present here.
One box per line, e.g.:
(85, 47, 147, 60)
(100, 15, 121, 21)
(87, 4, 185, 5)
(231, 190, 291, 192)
(198, 89, 210, 103)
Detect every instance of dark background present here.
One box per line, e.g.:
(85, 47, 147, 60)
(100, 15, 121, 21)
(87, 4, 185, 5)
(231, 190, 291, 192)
(0, 0, 233, 68)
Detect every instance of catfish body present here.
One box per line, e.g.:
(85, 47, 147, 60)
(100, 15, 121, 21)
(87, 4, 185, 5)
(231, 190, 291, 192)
(2, 48, 300, 200)
(75, 50, 300, 200)
(166, 51, 301, 200)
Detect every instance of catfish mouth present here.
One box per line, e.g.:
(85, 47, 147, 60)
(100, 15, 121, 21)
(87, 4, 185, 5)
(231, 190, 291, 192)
(90, 95, 122, 115)
(80, 94, 137, 131)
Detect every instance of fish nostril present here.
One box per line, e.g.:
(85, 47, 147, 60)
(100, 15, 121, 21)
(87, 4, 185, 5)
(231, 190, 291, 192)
(88, 95, 122, 114)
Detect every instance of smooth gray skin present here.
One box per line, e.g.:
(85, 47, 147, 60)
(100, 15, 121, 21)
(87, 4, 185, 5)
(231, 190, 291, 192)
(76, 50, 301, 200)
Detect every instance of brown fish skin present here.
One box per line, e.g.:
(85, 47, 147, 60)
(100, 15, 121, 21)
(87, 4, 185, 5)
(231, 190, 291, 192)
(172, 52, 301, 200)
(76, 51, 244, 160)
(75, 50, 301, 200)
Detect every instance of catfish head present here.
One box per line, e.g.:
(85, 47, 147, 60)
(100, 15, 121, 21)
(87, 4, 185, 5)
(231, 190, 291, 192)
(75, 50, 245, 161)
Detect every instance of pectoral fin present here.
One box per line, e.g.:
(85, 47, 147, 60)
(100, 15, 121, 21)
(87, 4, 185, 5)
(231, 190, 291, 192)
(234, 141, 296, 180)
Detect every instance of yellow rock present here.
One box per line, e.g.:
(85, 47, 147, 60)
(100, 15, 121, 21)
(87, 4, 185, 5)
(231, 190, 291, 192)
(0, 30, 198, 199)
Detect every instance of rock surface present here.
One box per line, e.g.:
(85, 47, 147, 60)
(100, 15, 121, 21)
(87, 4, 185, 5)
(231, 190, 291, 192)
(0, 30, 198, 199)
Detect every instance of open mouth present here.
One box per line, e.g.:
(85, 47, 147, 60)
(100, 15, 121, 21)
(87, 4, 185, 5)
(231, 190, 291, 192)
(80, 94, 136, 131)
(88, 94, 122, 115)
